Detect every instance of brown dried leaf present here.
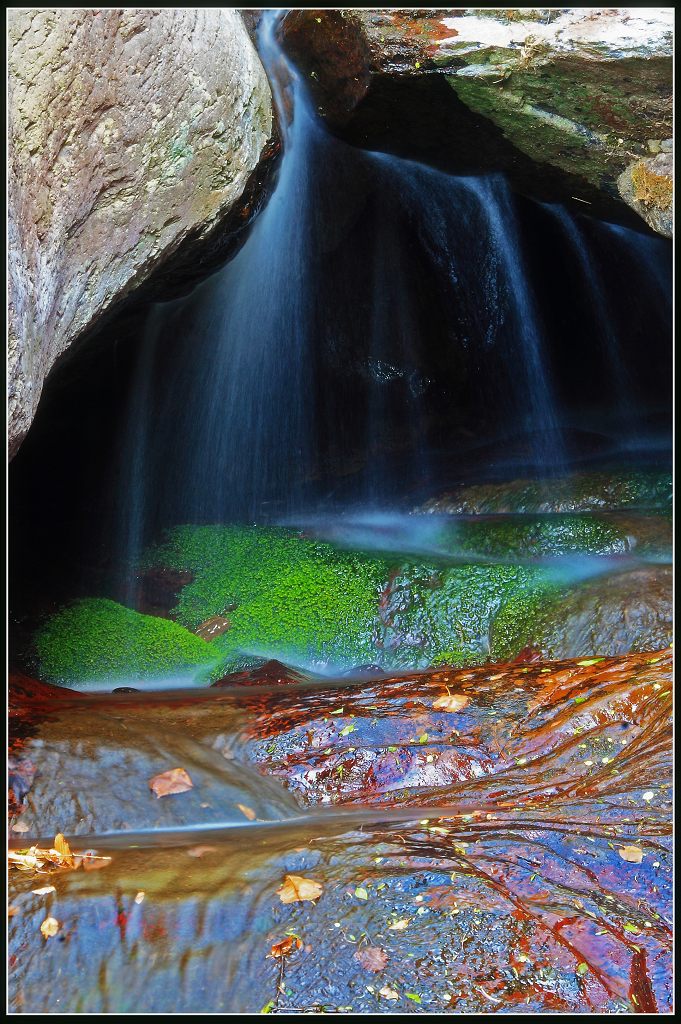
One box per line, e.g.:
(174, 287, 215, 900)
(619, 845, 644, 864)
(433, 693, 470, 713)
(8, 905, 19, 917)
(40, 916, 60, 939)
(277, 874, 323, 904)
(354, 946, 388, 972)
(236, 803, 256, 821)
(81, 852, 112, 871)
(8, 850, 39, 871)
(186, 845, 218, 858)
(267, 935, 303, 959)
(149, 767, 193, 798)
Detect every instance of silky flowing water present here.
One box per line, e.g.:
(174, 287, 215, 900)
(8, 11, 672, 1016)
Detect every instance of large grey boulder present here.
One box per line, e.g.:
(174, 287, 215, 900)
(8, 9, 273, 457)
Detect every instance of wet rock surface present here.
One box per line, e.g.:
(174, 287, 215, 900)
(280, 8, 672, 232)
(417, 469, 673, 514)
(492, 565, 673, 663)
(8, 9, 273, 457)
(8, 649, 672, 1012)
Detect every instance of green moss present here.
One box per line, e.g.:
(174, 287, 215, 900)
(377, 561, 555, 669)
(34, 598, 228, 688)
(424, 470, 672, 514)
(446, 513, 630, 559)
(141, 525, 391, 671)
(489, 580, 557, 661)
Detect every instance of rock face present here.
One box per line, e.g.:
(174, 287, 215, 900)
(8, 9, 273, 458)
(618, 146, 673, 238)
(282, 8, 672, 233)
(492, 566, 673, 662)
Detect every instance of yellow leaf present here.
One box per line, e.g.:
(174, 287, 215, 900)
(433, 694, 470, 713)
(31, 885, 56, 896)
(388, 918, 410, 930)
(40, 916, 60, 939)
(619, 845, 644, 864)
(54, 833, 72, 859)
(236, 803, 256, 821)
(277, 874, 323, 904)
(379, 985, 399, 1000)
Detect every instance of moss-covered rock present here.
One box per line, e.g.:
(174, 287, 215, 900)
(618, 150, 673, 238)
(281, 8, 672, 233)
(376, 561, 554, 669)
(443, 513, 634, 559)
(418, 470, 672, 515)
(140, 525, 391, 671)
(34, 598, 228, 688)
(491, 565, 672, 661)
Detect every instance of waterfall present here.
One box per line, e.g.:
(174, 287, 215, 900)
(117, 11, 663, 566)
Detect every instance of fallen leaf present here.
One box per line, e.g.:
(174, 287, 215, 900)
(277, 875, 323, 904)
(619, 845, 644, 864)
(267, 935, 303, 959)
(54, 833, 72, 858)
(81, 852, 112, 871)
(11, 822, 29, 833)
(236, 803, 256, 821)
(8, 906, 19, 917)
(388, 918, 410, 930)
(134, 891, 145, 904)
(186, 845, 218, 858)
(433, 693, 470, 713)
(54, 833, 74, 866)
(354, 947, 388, 972)
(31, 885, 56, 896)
(379, 986, 399, 1000)
(149, 768, 193, 798)
(40, 916, 60, 939)
(355, 886, 368, 900)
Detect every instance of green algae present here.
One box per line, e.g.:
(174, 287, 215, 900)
(34, 598, 227, 688)
(445, 513, 631, 559)
(421, 470, 673, 515)
(377, 561, 555, 669)
(140, 525, 391, 671)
